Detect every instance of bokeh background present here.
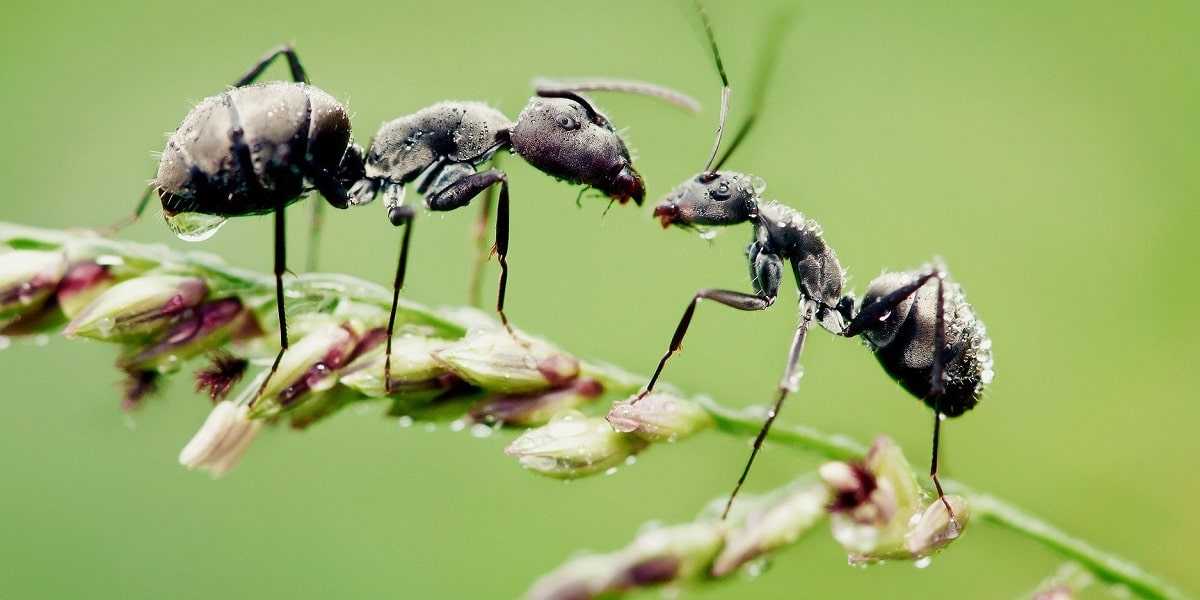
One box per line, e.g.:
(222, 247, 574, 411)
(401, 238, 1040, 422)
(2, 0, 1197, 598)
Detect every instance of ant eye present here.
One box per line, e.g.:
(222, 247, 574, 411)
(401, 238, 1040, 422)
(712, 181, 732, 200)
(556, 115, 579, 130)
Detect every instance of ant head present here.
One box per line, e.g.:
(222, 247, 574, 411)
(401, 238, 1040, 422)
(653, 171, 760, 229)
(510, 95, 644, 206)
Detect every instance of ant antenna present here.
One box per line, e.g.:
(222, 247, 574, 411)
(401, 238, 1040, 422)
(533, 78, 701, 114)
(711, 8, 796, 171)
(696, 0, 731, 174)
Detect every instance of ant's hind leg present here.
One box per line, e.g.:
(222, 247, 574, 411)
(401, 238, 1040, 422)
(234, 44, 309, 86)
(928, 275, 958, 521)
(839, 267, 942, 338)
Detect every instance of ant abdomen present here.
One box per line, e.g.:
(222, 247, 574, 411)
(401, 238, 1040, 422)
(859, 272, 994, 417)
(157, 82, 352, 219)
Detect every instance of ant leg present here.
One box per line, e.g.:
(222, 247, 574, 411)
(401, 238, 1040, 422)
(638, 289, 774, 400)
(234, 44, 308, 86)
(839, 268, 941, 338)
(929, 275, 957, 521)
(383, 206, 415, 394)
(101, 184, 155, 235)
(722, 300, 815, 519)
(251, 195, 290, 406)
(427, 169, 516, 335)
(467, 154, 501, 308)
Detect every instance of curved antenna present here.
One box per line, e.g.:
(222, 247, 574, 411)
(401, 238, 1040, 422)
(533, 78, 701, 114)
(712, 8, 796, 171)
(696, 0, 731, 173)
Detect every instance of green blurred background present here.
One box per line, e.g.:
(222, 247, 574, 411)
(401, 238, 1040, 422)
(1, 0, 1197, 598)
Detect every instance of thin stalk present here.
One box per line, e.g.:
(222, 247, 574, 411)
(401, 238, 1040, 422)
(0, 222, 1186, 600)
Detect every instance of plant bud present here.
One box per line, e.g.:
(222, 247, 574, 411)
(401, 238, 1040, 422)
(527, 522, 725, 600)
(251, 322, 358, 416)
(117, 298, 249, 372)
(338, 334, 453, 398)
(0, 250, 67, 329)
(820, 436, 968, 563)
(606, 392, 713, 443)
(505, 412, 645, 479)
(712, 483, 829, 576)
(433, 329, 579, 394)
(63, 275, 206, 342)
(470, 378, 603, 426)
(178, 400, 261, 477)
(55, 261, 114, 318)
(905, 495, 970, 557)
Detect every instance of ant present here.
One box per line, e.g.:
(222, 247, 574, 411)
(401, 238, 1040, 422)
(351, 76, 698, 385)
(113, 44, 698, 401)
(636, 3, 995, 521)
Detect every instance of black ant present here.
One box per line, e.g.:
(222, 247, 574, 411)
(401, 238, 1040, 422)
(637, 3, 995, 521)
(113, 44, 697, 400)
(351, 77, 698, 384)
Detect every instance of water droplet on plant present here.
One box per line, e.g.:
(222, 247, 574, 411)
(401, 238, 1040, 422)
(745, 557, 768, 578)
(751, 176, 767, 195)
(397, 415, 414, 428)
(423, 423, 437, 433)
(624, 455, 637, 466)
(604, 466, 618, 476)
(164, 212, 228, 242)
(914, 557, 932, 569)
(469, 423, 493, 438)
(450, 419, 467, 432)
(33, 334, 49, 347)
(0, 336, 10, 350)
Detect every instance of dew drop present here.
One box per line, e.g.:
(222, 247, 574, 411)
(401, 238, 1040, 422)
(0, 336, 10, 350)
(914, 557, 932, 569)
(624, 455, 637, 466)
(423, 423, 437, 432)
(32, 334, 49, 347)
(397, 415, 414, 428)
(449, 418, 467, 432)
(604, 466, 618, 476)
(164, 212, 228, 242)
(469, 423, 493, 438)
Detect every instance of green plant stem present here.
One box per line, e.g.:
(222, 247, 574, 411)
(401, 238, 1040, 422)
(0, 222, 1186, 600)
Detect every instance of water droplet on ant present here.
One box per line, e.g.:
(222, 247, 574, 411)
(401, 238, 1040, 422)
(165, 212, 228, 242)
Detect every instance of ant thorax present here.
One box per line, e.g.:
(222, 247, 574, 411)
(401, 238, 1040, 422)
(752, 200, 827, 257)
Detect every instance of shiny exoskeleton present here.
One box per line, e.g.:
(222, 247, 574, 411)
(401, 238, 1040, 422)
(116, 46, 368, 402)
(637, 4, 994, 520)
(352, 82, 698, 386)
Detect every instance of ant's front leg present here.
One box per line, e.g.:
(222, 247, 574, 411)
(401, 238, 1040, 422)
(638, 243, 781, 400)
(426, 169, 517, 336)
